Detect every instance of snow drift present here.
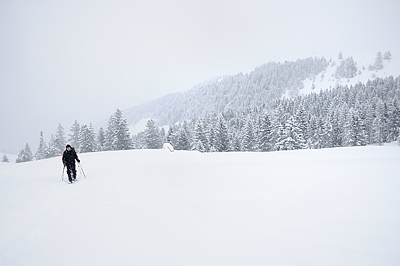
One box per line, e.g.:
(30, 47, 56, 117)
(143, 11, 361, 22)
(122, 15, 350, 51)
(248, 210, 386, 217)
(1, 144, 400, 266)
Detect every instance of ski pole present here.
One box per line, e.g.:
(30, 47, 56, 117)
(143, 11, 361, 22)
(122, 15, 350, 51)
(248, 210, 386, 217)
(78, 162, 86, 178)
(61, 165, 65, 181)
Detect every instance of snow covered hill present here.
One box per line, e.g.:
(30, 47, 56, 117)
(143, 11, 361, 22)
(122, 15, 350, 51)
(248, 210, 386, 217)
(300, 50, 400, 96)
(1, 144, 400, 266)
(124, 50, 399, 133)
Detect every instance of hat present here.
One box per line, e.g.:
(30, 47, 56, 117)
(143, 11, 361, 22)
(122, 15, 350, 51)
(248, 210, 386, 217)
(66, 144, 72, 149)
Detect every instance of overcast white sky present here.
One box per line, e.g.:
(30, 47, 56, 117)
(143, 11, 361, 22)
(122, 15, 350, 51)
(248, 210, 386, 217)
(1, 0, 399, 153)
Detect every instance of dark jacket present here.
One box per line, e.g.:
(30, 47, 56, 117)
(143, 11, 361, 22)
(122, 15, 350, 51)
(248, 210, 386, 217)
(62, 148, 80, 165)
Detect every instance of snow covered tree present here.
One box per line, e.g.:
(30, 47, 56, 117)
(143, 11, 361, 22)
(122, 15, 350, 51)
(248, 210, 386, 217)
(206, 122, 217, 152)
(80, 123, 97, 153)
(241, 117, 255, 151)
(335, 57, 357, 78)
(330, 113, 343, 147)
(305, 115, 317, 149)
(338, 51, 343, 60)
(275, 115, 306, 150)
(257, 114, 273, 152)
(387, 98, 400, 142)
(144, 119, 162, 149)
(54, 123, 66, 155)
(383, 50, 392, 60)
(97, 127, 105, 151)
(371, 117, 384, 145)
(16, 143, 33, 163)
(374, 52, 384, 70)
(160, 127, 166, 143)
(175, 123, 190, 150)
(46, 134, 58, 158)
(274, 116, 297, 151)
(231, 132, 242, 151)
(69, 120, 81, 151)
(166, 126, 178, 148)
(318, 116, 333, 148)
(215, 116, 229, 152)
(374, 99, 389, 143)
(344, 108, 367, 146)
(2, 154, 9, 162)
(295, 106, 309, 143)
(104, 109, 132, 151)
(193, 118, 208, 151)
(35, 131, 48, 160)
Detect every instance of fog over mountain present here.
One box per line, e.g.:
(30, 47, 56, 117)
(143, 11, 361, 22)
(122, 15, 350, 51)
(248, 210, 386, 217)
(1, 0, 399, 153)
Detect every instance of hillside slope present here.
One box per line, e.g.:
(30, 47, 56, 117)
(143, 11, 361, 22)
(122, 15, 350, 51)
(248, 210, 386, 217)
(1, 144, 399, 265)
(125, 51, 399, 133)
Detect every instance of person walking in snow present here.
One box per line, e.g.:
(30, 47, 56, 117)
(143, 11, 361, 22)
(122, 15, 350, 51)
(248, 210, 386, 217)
(62, 144, 80, 182)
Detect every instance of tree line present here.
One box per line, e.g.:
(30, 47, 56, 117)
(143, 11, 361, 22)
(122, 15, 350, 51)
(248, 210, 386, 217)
(14, 75, 400, 163)
(15, 109, 133, 163)
(134, 76, 400, 152)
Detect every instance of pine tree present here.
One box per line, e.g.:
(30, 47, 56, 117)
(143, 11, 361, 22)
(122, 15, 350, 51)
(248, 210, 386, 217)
(46, 134, 58, 158)
(176, 124, 190, 150)
(374, 52, 384, 70)
(274, 116, 297, 150)
(319, 116, 333, 148)
(215, 116, 229, 152)
(330, 113, 343, 147)
(160, 127, 166, 143)
(54, 123, 66, 155)
(207, 123, 217, 152)
(275, 115, 306, 150)
(97, 127, 105, 151)
(80, 124, 97, 153)
(104, 109, 132, 150)
(258, 114, 273, 152)
(193, 118, 208, 151)
(372, 117, 384, 145)
(306, 115, 319, 149)
(144, 119, 162, 149)
(383, 50, 392, 60)
(231, 132, 242, 151)
(335, 57, 357, 78)
(115, 110, 133, 150)
(166, 126, 178, 148)
(387, 98, 400, 142)
(35, 131, 48, 160)
(344, 108, 367, 146)
(16, 143, 33, 163)
(195, 140, 206, 153)
(295, 106, 309, 144)
(375, 99, 389, 143)
(241, 117, 255, 151)
(2, 154, 9, 162)
(69, 120, 81, 151)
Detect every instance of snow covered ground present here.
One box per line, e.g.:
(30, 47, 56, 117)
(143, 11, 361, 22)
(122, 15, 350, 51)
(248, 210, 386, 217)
(1, 144, 400, 266)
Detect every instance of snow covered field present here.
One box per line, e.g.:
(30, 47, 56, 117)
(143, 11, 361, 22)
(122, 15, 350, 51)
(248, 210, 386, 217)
(1, 144, 400, 266)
